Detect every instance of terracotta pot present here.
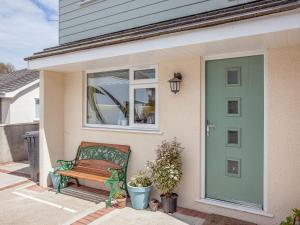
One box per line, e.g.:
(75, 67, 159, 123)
(149, 199, 159, 211)
(116, 197, 127, 208)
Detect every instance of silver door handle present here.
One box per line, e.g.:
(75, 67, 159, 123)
(206, 121, 216, 136)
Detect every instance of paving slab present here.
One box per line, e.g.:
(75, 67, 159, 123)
(89, 207, 205, 225)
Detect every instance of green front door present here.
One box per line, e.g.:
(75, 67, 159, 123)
(205, 55, 264, 208)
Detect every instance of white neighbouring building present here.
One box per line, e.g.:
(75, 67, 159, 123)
(0, 69, 40, 124)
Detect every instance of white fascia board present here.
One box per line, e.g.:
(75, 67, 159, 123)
(2, 80, 39, 98)
(28, 9, 300, 70)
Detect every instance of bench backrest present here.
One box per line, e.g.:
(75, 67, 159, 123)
(75, 142, 131, 171)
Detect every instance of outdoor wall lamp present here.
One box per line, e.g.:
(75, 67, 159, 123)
(168, 72, 182, 94)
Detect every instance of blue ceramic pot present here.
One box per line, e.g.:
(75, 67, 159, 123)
(127, 183, 152, 210)
(49, 172, 68, 189)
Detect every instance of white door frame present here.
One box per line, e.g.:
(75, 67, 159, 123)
(199, 50, 270, 216)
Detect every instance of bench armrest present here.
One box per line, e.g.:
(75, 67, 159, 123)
(108, 167, 123, 176)
(56, 159, 76, 171)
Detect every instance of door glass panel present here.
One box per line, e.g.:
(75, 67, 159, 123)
(134, 88, 155, 124)
(226, 158, 241, 178)
(226, 97, 240, 116)
(228, 130, 238, 144)
(225, 128, 241, 147)
(226, 67, 241, 86)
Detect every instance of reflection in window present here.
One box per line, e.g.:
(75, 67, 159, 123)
(134, 69, 155, 80)
(87, 70, 129, 126)
(134, 88, 155, 124)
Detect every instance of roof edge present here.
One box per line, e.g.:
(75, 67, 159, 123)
(25, 0, 300, 61)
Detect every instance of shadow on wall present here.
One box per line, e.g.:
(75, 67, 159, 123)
(0, 123, 39, 163)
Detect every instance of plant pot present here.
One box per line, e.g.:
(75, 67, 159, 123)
(49, 172, 68, 190)
(161, 193, 178, 213)
(127, 183, 152, 210)
(149, 199, 159, 211)
(116, 197, 127, 208)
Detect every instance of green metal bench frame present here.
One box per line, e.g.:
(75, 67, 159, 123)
(55, 142, 131, 207)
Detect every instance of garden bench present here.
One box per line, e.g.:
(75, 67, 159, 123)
(55, 142, 131, 207)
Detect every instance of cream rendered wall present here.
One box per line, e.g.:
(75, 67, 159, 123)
(40, 46, 300, 225)
(63, 58, 201, 195)
(39, 71, 65, 187)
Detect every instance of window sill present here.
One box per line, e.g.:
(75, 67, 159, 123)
(195, 198, 273, 218)
(81, 126, 163, 135)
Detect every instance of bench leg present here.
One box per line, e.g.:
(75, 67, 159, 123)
(56, 175, 62, 194)
(75, 178, 80, 187)
(123, 176, 129, 196)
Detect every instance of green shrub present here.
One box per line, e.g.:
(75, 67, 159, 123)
(129, 170, 152, 187)
(281, 209, 300, 225)
(113, 189, 127, 199)
(147, 138, 183, 197)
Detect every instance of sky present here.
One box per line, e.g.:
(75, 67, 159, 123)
(0, 0, 59, 69)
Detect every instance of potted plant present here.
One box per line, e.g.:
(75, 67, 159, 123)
(127, 170, 152, 210)
(49, 169, 68, 190)
(147, 139, 183, 213)
(281, 209, 300, 225)
(149, 199, 159, 211)
(113, 189, 127, 208)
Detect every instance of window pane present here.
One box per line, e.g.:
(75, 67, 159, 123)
(134, 88, 155, 124)
(228, 130, 238, 144)
(227, 100, 239, 114)
(87, 70, 129, 126)
(134, 69, 155, 80)
(226, 158, 241, 178)
(226, 67, 240, 86)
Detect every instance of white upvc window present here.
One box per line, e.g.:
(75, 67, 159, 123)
(84, 65, 159, 130)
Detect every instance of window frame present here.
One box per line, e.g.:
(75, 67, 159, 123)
(83, 65, 159, 130)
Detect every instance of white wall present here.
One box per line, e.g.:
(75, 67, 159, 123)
(1, 83, 39, 124)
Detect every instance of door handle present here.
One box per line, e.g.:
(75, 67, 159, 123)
(206, 120, 216, 136)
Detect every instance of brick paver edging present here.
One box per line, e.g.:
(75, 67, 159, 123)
(71, 207, 115, 225)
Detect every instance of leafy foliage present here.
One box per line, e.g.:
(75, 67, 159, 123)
(281, 209, 300, 225)
(147, 139, 183, 196)
(113, 189, 127, 199)
(129, 170, 152, 187)
(0, 62, 15, 74)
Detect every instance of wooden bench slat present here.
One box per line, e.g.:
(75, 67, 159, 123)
(57, 170, 109, 182)
(73, 159, 121, 177)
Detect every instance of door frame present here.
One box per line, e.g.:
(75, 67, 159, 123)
(199, 50, 269, 215)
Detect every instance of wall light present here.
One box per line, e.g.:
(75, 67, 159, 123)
(168, 73, 182, 94)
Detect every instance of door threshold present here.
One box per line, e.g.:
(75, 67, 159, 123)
(195, 198, 273, 218)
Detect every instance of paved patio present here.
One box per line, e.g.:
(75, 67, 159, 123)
(0, 162, 255, 225)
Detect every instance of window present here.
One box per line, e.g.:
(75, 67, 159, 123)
(226, 97, 241, 116)
(225, 67, 241, 86)
(226, 158, 241, 178)
(35, 98, 40, 119)
(225, 128, 241, 147)
(85, 66, 158, 129)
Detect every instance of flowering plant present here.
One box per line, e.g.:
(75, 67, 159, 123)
(147, 139, 183, 197)
(129, 170, 152, 187)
